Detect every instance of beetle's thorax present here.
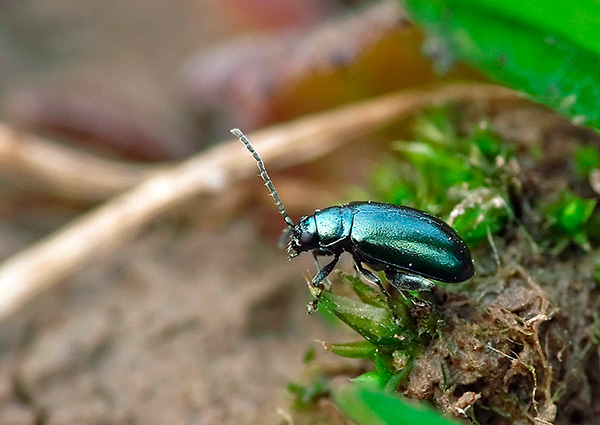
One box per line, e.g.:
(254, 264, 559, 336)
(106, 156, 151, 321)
(288, 206, 353, 258)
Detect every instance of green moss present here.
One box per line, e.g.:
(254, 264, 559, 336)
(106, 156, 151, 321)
(368, 110, 515, 245)
(543, 189, 597, 251)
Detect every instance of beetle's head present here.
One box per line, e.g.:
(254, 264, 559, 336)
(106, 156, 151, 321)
(285, 215, 320, 258)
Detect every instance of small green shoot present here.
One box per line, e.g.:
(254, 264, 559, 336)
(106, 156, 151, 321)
(322, 340, 378, 360)
(312, 270, 424, 391)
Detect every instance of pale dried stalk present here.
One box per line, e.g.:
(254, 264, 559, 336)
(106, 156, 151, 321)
(590, 169, 600, 196)
(0, 84, 519, 319)
(0, 124, 160, 201)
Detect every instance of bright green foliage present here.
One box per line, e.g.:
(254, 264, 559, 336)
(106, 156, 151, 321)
(554, 193, 596, 234)
(543, 189, 597, 251)
(348, 353, 413, 391)
(333, 383, 462, 425)
(403, 0, 600, 131)
(352, 371, 390, 389)
(314, 273, 422, 389)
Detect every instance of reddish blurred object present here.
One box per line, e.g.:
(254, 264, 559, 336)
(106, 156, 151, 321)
(5, 88, 191, 162)
(184, 2, 406, 130)
(223, 0, 339, 31)
(184, 2, 480, 134)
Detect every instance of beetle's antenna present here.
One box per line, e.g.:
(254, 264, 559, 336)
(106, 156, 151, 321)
(231, 128, 296, 227)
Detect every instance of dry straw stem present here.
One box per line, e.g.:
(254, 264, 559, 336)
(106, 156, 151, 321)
(0, 84, 518, 320)
(0, 124, 160, 201)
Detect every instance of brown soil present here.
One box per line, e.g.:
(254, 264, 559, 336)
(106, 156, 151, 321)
(0, 219, 357, 425)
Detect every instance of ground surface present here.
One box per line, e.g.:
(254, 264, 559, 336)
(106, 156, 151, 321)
(0, 218, 359, 425)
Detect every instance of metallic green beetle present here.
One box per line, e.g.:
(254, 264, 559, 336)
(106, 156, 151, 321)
(232, 129, 474, 312)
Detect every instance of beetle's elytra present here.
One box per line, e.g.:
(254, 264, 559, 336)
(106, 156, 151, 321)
(232, 128, 474, 313)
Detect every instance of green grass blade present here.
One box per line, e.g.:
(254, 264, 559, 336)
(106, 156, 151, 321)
(334, 383, 462, 425)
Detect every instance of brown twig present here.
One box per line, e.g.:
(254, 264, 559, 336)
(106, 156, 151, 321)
(0, 84, 520, 320)
(0, 124, 159, 201)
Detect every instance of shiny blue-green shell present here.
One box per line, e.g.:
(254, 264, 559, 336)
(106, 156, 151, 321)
(315, 202, 474, 283)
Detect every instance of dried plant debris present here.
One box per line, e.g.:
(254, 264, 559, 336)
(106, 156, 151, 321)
(408, 243, 600, 425)
(403, 266, 555, 424)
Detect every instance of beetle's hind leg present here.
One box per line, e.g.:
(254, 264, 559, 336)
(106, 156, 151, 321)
(307, 251, 340, 314)
(386, 271, 435, 292)
(386, 270, 435, 307)
(353, 260, 401, 324)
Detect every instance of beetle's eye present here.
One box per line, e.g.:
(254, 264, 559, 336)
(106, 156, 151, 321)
(299, 231, 313, 245)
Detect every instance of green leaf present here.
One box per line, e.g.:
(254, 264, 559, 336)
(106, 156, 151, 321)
(412, 109, 457, 146)
(318, 290, 416, 348)
(334, 383, 462, 425)
(396, 142, 473, 185)
(543, 189, 597, 251)
(403, 0, 600, 130)
(471, 127, 503, 160)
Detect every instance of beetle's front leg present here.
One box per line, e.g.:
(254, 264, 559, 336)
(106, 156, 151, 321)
(312, 249, 334, 290)
(307, 252, 340, 314)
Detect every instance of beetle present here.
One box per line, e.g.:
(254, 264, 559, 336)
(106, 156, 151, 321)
(231, 128, 474, 314)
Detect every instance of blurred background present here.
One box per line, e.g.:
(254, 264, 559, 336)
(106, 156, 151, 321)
(0, 1, 598, 424)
